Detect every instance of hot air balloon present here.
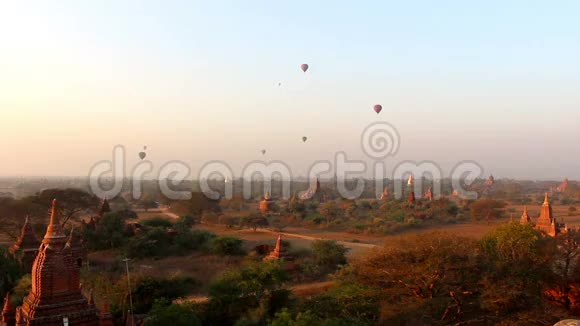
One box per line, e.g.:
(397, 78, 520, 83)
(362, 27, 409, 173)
(261, 149, 266, 155)
(373, 104, 382, 114)
(138, 152, 146, 160)
(143, 145, 147, 150)
(278, 82, 282, 87)
(300, 64, 309, 73)
(302, 136, 307, 142)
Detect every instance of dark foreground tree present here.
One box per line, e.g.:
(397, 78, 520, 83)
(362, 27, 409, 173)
(206, 261, 289, 325)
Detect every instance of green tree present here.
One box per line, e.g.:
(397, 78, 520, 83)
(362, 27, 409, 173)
(287, 198, 306, 216)
(210, 236, 244, 256)
(479, 223, 549, 314)
(0, 247, 22, 299)
(146, 298, 201, 326)
(170, 192, 220, 216)
(0, 197, 45, 239)
(32, 188, 100, 225)
(207, 261, 289, 324)
(319, 201, 340, 226)
(85, 212, 126, 250)
(469, 198, 506, 222)
(142, 217, 173, 228)
(311, 240, 348, 272)
(131, 277, 197, 314)
(347, 232, 480, 324)
(240, 215, 269, 232)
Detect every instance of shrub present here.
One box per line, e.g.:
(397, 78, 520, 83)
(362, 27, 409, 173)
(311, 240, 349, 272)
(132, 277, 198, 314)
(210, 236, 244, 256)
(146, 298, 201, 326)
(174, 215, 196, 230)
(142, 217, 174, 228)
(85, 212, 126, 250)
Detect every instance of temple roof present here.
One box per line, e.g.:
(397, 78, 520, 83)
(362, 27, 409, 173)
(520, 206, 532, 224)
(17, 199, 101, 325)
(264, 234, 288, 260)
(2, 293, 14, 315)
(424, 187, 433, 200)
(407, 191, 416, 203)
(11, 216, 40, 252)
(485, 174, 495, 186)
(535, 193, 559, 236)
(380, 187, 389, 200)
(98, 197, 111, 217)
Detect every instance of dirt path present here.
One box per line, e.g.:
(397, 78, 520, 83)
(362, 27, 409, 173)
(175, 281, 335, 305)
(246, 228, 378, 249)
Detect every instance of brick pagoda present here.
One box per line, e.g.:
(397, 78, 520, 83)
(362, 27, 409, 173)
(8, 217, 40, 272)
(10, 199, 111, 326)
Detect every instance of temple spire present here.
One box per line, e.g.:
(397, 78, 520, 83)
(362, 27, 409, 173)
(520, 206, 531, 225)
(544, 192, 549, 205)
(273, 234, 282, 252)
(43, 199, 66, 243)
(49, 199, 59, 225)
(98, 197, 111, 217)
(2, 293, 14, 323)
(88, 289, 95, 305)
(264, 234, 289, 261)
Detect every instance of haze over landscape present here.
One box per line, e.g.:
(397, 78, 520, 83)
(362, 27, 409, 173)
(4, 2, 580, 326)
(1, 1, 579, 178)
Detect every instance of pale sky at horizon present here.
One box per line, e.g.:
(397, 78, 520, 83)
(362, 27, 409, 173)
(0, 1, 579, 180)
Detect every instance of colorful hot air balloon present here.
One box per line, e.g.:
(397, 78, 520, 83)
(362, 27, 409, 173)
(373, 104, 382, 114)
(138, 152, 146, 160)
(261, 149, 266, 155)
(300, 64, 309, 73)
(302, 136, 307, 142)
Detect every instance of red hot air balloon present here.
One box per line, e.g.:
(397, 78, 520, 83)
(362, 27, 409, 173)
(373, 104, 382, 114)
(300, 64, 309, 73)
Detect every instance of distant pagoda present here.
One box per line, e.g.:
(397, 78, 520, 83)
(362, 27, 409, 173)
(379, 187, 390, 200)
(97, 197, 111, 218)
(520, 206, 532, 225)
(259, 192, 275, 214)
(556, 178, 569, 193)
(407, 191, 416, 204)
(264, 234, 291, 261)
(535, 193, 562, 237)
(299, 178, 324, 202)
(485, 174, 495, 187)
(424, 187, 433, 201)
(8, 216, 40, 272)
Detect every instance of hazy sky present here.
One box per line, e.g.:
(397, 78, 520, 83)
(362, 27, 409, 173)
(0, 1, 579, 179)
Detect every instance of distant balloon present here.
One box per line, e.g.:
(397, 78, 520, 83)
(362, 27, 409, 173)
(300, 64, 309, 73)
(302, 136, 307, 142)
(143, 145, 147, 150)
(261, 149, 266, 155)
(138, 152, 146, 160)
(373, 104, 382, 114)
(278, 82, 282, 87)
